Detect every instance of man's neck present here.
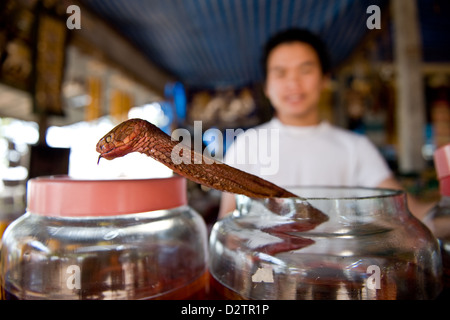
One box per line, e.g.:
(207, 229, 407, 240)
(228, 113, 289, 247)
(275, 113, 320, 127)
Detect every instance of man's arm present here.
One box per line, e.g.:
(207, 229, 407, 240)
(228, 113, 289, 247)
(377, 176, 435, 220)
(218, 192, 237, 219)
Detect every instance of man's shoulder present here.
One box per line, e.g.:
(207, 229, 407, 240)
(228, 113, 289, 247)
(319, 122, 378, 153)
(253, 119, 276, 130)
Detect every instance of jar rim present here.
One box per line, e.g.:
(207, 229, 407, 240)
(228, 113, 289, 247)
(274, 186, 404, 200)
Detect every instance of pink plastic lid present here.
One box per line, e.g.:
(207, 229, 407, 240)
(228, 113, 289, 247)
(27, 175, 187, 217)
(434, 143, 450, 196)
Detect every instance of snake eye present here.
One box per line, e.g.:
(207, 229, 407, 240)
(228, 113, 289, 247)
(105, 135, 111, 143)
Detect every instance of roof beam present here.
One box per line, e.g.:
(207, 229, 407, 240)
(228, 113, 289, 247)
(67, 1, 175, 95)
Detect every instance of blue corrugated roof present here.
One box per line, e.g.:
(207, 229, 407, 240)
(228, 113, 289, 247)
(83, 0, 449, 90)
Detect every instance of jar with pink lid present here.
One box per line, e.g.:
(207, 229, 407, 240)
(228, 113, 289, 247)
(0, 175, 208, 300)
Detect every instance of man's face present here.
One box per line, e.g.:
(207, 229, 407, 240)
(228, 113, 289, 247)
(264, 42, 327, 125)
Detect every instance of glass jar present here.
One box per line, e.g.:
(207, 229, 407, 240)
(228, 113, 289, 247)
(209, 187, 442, 300)
(1, 175, 208, 300)
(424, 143, 450, 299)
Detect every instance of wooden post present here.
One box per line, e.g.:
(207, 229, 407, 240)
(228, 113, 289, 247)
(391, 0, 426, 173)
(37, 113, 48, 146)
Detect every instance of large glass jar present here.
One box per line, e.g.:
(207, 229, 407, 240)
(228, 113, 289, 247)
(1, 175, 208, 300)
(209, 187, 442, 300)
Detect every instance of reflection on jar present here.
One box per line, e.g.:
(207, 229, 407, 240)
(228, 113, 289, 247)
(209, 187, 443, 300)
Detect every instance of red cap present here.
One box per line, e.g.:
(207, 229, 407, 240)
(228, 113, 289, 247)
(434, 143, 450, 196)
(27, 175, 187, 217)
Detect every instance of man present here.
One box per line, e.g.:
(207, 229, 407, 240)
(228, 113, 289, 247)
(219, 28, 433, 219)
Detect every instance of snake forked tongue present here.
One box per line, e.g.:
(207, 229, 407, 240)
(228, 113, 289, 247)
(96, 118, 328, 224)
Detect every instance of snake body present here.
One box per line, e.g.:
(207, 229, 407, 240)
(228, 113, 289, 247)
(97, 118, 329, 255)
(96, 118, 297, 199)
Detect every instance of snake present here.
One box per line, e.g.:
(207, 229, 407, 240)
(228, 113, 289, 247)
(96, 117, 329, 254)
(96, 118, 328, 226)
(96, 118, 300, 199)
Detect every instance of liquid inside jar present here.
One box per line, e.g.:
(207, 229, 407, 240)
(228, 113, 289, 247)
(2, 241, 207, 300)
(209, 257, 438, 300)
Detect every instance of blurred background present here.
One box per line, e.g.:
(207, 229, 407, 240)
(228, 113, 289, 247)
(0, 0, 449, 232)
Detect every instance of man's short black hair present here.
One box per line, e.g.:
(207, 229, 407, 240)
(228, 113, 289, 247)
(261, 28, 331, 79)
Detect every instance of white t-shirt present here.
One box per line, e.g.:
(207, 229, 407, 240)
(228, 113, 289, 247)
(223, 118, 392, 189)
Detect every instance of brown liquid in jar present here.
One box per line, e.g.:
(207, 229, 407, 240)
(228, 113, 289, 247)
(208, 272, 398, 300)
(1, 244, 208, 300)
(0, 220, 10, 242)
(1, 271, 209, 300)
(208, 272, 247, 300)
(208, 260, 441, 300)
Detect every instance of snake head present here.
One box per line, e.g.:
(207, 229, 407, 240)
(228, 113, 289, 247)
(96, 119, 143, 163)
